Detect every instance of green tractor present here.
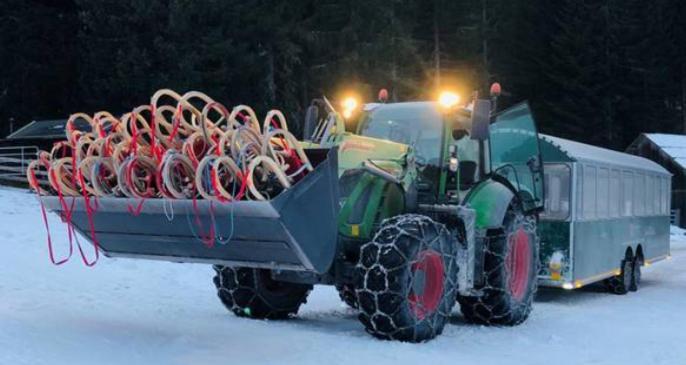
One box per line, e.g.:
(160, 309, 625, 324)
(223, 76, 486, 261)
(44, 87, 545, 342)
(214, 89, 545, 341)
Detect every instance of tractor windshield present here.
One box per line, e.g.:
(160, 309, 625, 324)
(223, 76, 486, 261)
(357, 102, 443, 164)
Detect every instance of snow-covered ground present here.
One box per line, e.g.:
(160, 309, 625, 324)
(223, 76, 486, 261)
(1, 185, 685, 365)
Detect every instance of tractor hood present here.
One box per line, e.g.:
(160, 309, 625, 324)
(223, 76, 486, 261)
(331, 133, 409, 174)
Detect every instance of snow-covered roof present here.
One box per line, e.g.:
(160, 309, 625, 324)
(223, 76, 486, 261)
(642, 133, 686, 170)
(540, 134, 669, 174)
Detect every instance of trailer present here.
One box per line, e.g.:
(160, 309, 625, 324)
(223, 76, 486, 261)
(537, 134, 671, 293)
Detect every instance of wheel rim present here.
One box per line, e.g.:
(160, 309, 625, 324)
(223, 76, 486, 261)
(408, 249, 445, 320)
(505, 228, 532, 302)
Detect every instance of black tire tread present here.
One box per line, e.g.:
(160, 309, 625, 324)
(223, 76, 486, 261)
(457, 204, 539, 326)
(213, 266, 312, 319)
(354, 214, 458, 342)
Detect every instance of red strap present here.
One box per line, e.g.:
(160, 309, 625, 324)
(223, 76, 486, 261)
(47, 168, 76, 265)
(38, 195, 72, 265)
(168, 104, 183, 142)
(192, 195, 216, 248)
(127, 198, 146, 216)
(76, 170, 100, 266)
(130, 111, 139, 155)
(95, 116, 106, 138)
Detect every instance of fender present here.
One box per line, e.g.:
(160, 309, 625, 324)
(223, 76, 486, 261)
(464, 178, 515, 229)
(338, 171, 404, 240)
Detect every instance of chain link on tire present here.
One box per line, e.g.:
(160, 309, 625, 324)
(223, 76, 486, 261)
(457, 203, 539, 326)
(213, 266, 312, 319)
(354, 214, 458, 342)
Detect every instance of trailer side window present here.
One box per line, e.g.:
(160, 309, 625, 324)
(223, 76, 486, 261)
(655, 176, 665, 215)
(542, 164, 571, 220)
(597, 167, 609, 218)
(622, 171, 633, 216)
(661, 177, 672, 215)
(583, 165, 597, 219)
(634, 173, 645, 216)
(609, 170, 620, 217)
(644, 175, 655, 215)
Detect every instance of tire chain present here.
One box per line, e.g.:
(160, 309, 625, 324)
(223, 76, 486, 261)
(458, 211, 539, 325)
(213, 265, 311, 319)
(354, 214, 459, 342)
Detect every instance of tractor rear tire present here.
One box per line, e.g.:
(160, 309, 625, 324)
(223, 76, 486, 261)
(457, 203, 539, 326)
(213, 266, 312, 319)
(354, 214, 458, 342)
(335, 283, 358, 309)
(605, 257, 633, 295)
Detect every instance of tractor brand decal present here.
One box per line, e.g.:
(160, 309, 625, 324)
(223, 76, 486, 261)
(340, 140, 375, 152)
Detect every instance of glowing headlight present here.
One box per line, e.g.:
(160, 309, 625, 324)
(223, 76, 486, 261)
(438, 91, 460, 108)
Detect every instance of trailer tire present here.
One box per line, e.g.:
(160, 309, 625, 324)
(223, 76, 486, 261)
(605, 257, 633, 295)
(213, 266, 312, 319)
(457, 203, 538, 326)
(354, 214, 458, 342)
(335, 283, 358, 309)
(630, 257, 641, 292)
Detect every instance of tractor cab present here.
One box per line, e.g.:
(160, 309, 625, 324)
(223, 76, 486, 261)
(355, 101, 475, 204)
(353, 98, 544, 212)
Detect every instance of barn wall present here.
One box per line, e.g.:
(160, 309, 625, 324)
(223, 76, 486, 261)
(628, 136, 686, 228)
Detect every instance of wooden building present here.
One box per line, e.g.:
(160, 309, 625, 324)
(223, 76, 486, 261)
(627, 134, 686, 227)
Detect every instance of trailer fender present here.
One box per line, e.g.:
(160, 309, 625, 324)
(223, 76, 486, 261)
(464, 179, 515, 229)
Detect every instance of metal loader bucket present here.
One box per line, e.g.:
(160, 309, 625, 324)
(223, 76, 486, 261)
(40, 148, 339, 274)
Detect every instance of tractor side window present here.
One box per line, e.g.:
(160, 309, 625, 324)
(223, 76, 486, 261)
(489, 103, 544, 211)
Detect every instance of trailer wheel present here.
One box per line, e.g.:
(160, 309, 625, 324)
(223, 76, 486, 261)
(605, 258, 633, 294)
(335, 283, 358, 309)
(213, 266, 312, 319)
(457, 203, 539, 326)
(630, 257, 642, 292)
(354, 214, 458, 342)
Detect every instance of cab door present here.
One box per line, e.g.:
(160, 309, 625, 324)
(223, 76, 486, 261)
(488, 102, 544, 212)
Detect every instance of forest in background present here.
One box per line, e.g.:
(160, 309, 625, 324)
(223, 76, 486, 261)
(1, 0, 685, 149)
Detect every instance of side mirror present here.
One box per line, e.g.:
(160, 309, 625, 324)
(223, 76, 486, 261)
(470, 99, 491, 141)
(303, 104, 319, 141)
(452, 128, 468, 140)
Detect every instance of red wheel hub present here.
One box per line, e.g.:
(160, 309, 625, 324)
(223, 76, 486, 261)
(506, 228, 532, 302)
(408, 249, 445, 320)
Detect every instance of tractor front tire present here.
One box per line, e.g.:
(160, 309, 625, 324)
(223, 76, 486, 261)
(457, 203, 539, 326)
(354, 214, 458, 342)
(213, 266, 312, 319)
